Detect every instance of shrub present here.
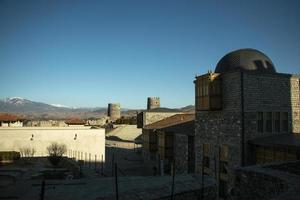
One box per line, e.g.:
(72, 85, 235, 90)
(19, 147, 35, 157)
(47, 143, 67, 166)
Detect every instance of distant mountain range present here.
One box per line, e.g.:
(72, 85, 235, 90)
(0, 97, 194, 120)
(0, 97, 106, 119)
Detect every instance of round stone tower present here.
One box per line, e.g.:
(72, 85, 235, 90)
(147, 97, 160, 110)
(107, 103, 121, 120)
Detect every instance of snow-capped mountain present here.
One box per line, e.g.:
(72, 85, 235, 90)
(0, 97, 106, 119)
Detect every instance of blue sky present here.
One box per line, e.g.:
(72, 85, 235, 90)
(0, 0, 299, 109)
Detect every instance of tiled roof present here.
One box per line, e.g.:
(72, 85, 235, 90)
(144, 114, 195, 130)
(0, 113, 25, 122)
(65, 118, 86, 125)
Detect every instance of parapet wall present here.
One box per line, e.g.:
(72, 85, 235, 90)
(234, 161, 300, 200)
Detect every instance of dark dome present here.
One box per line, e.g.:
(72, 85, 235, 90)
(215, 48, 276, 73)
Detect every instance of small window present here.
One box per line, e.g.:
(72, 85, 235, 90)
(203, 143, 210, 169)
(281, 112, 288, 132)
(220, 161, 228, 174)
(219, 180, 228, 198)
(203, 156, 210, 168)
(257, 112, 264, 132)
(254, 60, 265, 70)
(265, 60, 274, 69)
(220, 145, 229, 161)
(203, 143, 210, 156)
(265, 112, 272, 132)
(274, 112, 280, 132)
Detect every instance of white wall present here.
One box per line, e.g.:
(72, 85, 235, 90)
(0, 127, 105, 162)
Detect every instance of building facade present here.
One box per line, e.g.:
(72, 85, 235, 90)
(194, 48, 300, 197)
(142, 114, 195, 174)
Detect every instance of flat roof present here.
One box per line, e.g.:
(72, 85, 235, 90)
(249, 134, 300, 149)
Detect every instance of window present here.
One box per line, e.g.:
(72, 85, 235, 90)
(203, 156, 210, 168)
(220, 161, 228, 174)
(257, 112, 264, 132)
(281, 112, 288, 132)
(203, 143, 210, 169)
(254, 60, 265, 70)
(274, 112, 280, 132)
(265, 112, 272, 132)
(195, 73, 222, 111)
(220, 145, 229, 161)
(219, 180, 228, 198)
(265, 60, 274, 69)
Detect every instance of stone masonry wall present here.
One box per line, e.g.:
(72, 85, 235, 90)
(174, 134, 188, 174)
(195, 72, 242, 190)
(195, 72, 300, 191)
(243, 73, 300, 162)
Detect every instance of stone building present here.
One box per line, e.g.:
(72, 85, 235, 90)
(147, 97, 160, 110)
(194, 48, 300, 198)
(142, 114, 195, 174)
(65, 118, 86, 127)
(24, 120, 68, 127)
(0, 113, 24, 127)
(107, 103, 121, 121)
(137, 108, 182, 128)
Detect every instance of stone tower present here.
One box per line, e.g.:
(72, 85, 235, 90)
(147, 97, 160, 110)
(107, 103, 121, 120)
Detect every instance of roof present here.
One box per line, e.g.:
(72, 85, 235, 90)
(249, 134, 300, 150)
(144, 114, 195, 130)
(0, 113, 25, 122)
(215, 48, 276, 74)
(65, 118, 86, 125)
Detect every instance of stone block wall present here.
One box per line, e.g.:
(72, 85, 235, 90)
(195, 72, 242, 183)
(243, 73, 300, 162)
(174, 134, 188, 174)
(195, 71, 300, 192)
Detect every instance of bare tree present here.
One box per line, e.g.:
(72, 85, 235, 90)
(19, 147, 35, 157)
(47, 142, 67, 157)
(47, 142, 67, 166)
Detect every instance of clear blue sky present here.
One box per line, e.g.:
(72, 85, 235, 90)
(0, 0, 299, 109)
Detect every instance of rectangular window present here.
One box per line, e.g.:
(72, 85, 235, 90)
(274, 112, 280, 132)
(203, 156, 210, 168)
(220, 145, 229, 161)
(265, 112, 272, 132)
(219, 180, 228, 198)
(281, 112, 288, 132)
(203, 143, 210, 169)
(220, 161, 228, 174)
(257, 112, 264, 132)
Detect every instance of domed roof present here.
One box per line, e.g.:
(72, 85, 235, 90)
(215, 48, 276, 73)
